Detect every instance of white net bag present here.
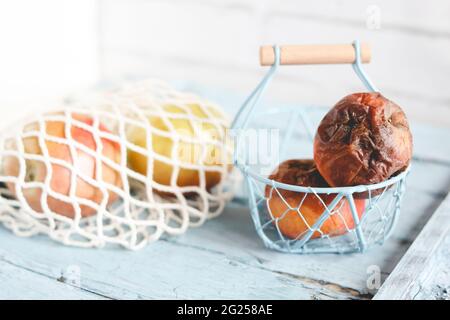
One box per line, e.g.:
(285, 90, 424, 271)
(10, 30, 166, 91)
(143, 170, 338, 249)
(0, 80, 239, 249)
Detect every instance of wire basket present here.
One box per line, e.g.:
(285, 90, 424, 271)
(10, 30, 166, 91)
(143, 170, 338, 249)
(231, 41, 410, 254)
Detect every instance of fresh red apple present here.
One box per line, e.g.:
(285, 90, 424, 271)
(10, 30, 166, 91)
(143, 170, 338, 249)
(2, 112, 122, 218)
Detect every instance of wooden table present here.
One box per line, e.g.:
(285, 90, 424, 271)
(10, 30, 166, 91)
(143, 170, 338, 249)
(1, 88, 449, 300)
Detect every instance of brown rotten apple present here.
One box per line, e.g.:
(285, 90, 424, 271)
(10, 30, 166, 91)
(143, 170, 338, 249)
(314, 92, 412, 197)
(2, 113, 122, 218)
(265, 159, 365, 239)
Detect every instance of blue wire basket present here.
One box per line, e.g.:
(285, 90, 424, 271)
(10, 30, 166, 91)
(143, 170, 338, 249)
(231, 41, 409, 254)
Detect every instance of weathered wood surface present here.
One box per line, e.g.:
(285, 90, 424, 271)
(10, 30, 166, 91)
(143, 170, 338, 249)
(374, 192, 450, 300)
(1, 84, 450, 300)
(0, 121, 449, 300)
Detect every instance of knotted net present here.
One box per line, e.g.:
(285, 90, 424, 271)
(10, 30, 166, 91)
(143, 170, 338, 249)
(0, 80, 239, 249)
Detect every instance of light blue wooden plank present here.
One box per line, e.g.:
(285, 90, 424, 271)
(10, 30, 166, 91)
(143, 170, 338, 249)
(1, 82, 450, 299)
(167, 186, 446, 293)
(374, 192, 450, 300)
(0, 228, 351, 300)
(406, 161, 450, 197)
(412, 233, 450, 300)
(0, 128, 449, 299)
(0, 258, 105, 299)
(0, 183, 444, 300)
(409, 124, 450, 165)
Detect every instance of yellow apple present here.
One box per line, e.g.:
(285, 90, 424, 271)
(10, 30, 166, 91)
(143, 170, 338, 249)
(127, 104, 230, 190)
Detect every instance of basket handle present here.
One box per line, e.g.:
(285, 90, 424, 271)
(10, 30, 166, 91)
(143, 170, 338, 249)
(231, 41, 377, 133)
(260, 43, 371, 66)
(231, 41, 378, 167)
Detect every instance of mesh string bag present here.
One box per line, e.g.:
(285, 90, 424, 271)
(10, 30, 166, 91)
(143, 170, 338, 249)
(0, 80, 239, 249)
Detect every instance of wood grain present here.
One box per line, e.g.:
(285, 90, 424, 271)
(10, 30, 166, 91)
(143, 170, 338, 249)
(99, 0, 450, 126)
(0, 257, 107, 300)
(0, 86, 449, 299)
(0, 160, 448, 299)
(259, 43, 371, 66)
(374, 192, 450, 300)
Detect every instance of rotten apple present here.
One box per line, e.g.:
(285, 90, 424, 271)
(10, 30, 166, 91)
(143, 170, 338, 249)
(314, 92, 413, 197)
(265, 159, 365, 239)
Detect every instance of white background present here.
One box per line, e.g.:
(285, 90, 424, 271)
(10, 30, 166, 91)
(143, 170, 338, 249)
(1, 0, 449, 127)
(0, 0, 98, 127)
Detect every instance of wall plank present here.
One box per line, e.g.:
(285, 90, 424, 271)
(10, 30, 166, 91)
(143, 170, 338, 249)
(98, 0, 450, 126)
(265, 0, 450, 35)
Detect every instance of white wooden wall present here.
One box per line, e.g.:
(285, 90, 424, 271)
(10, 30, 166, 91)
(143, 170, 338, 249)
(98, 0, 450, 127)
(0, 0, 98, 129)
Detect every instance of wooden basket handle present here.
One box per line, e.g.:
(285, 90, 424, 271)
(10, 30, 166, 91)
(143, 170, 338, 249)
(260, 43, 371, 66)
